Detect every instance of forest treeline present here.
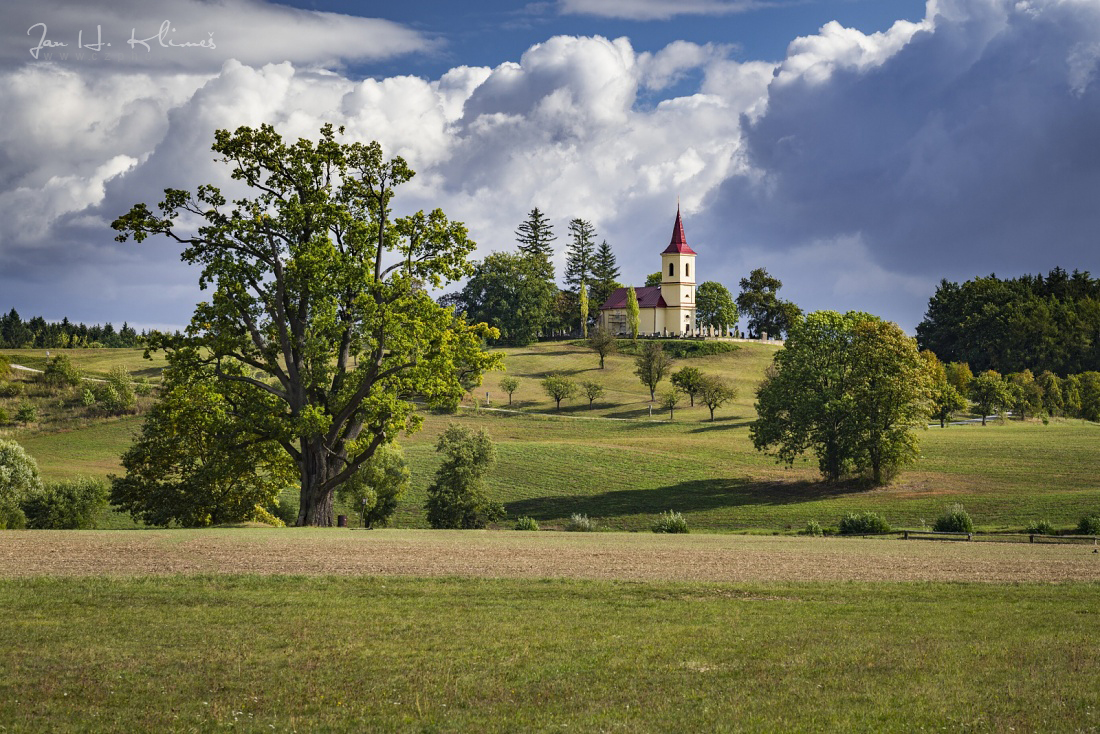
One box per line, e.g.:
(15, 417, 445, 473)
(0, 308, 143, 349)
(916, 267, 1100, 375)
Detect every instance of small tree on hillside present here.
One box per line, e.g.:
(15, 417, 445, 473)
(660, 389, 681, 420)
(42, 354, 81, 389)
(541, 375, 578, 410)
(581, 380, 605, 406)
(499, 376, 520, 405)
(587, 327, 617, 369)
(1038, 371, 1064, 417)
(944, 362, 974, 395)
(925, 351, 967, 428)
(424, 424, 503, 529)
(0, 439, 42, 529)
(671, 366, 704, 407)
(698, 375, 737, 421)
(970, 370, 1012, 426)
(635, 341, 673, 401)
(1008, 369, 1044, 420)
(626, 287, 640, 340)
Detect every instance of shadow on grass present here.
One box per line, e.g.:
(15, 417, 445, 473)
(506, 477, 870, 520)
(689, 416, 753, 432)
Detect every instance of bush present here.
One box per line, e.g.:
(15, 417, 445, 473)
(803, 519, 824, 537)
(269, 494, 299, 527)
(425, 425, 504, 529)
(1025, 518, 1056, 535)
(0, 440, 42, 529)
(578, 339, 740, 359)
(134, 377, 153, 397)
(564, 513, 595, 532)
(0, 407, 7, 424)
(514, 516, 539, 531)
(81, 388, 96, 407)
(41, 355, 82, 389)
(96, 367, 136, 414)
(1077, 514, 1100, 535)
(932, 503, 974, 533)
(652, 510, 689, 534)
(336, 444, 409, 529)
(15, 403, 37, 425)
(23, 478, 109, 529)
(0, 381, 23, 398)
(838, 511, 892, 535)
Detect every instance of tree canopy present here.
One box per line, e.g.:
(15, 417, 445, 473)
(452, 252, 557, 346)
(736, 268, 802, 338)
(695, 281, 737, 335)
(112, 123, 499, 526)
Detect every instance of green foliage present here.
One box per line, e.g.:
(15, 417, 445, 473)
(587, 326, 618, 369)
(1079, 372, 1100, 422)
(838, 511, 892, 535)
(1037, 371, 1063, 417)
(736, 268, 802, 338)
(1077, 514, 1100, 535)
(0, 380, 23, 398)
(698, 375, 737, 421)
(336, 443, 409, 529)
(0, 439, 41, 529)
(695, 281, 738, 335)
(1007, 369, 1044, 420)
(932, 503, 974, 533)
(644, 272, 663, 288)
(23, 478, 109, 530)
(752, 311, 932, 484)
(803, 519, 824, 536)
(564, 513, 595, 532)
(95, 366, 136, 415)
(41, 354, 82, 389)
(970, 370, 1013, 425)
(425, 424, 503, 529)
(81, 388, 96, 407)
(1062, 375, 1083, 418)
(514, 515, 539, 531)
(651, 510, 689, 533)
(1025, 518, 1056, 535)
(916, 268, 1100, 375)
(15, 403, 37, 425)
(944, 362, 974, 394)
(0, 407, 7, 425)
(634, 341, 673, 400)
(111, 122, 500, 525)
(0, 354, 9, 380)
(581, 380, 605, 406)
(564, 219, 597, 296)
(579, 283, 589, 338)
(111, 363, 292, 527)
(499, 376, 520, 405)
(671, 366, 704, 406)
(659, 388, 681, 419)
(514, 207, 556, 277)
(580, 339, 740, 359)
(590, 240, 621, 309)
(456, 251, 558, 346)
(925, 352, 968, 428)
(626, 286, 640, 340)
(541, 374, 578, 410)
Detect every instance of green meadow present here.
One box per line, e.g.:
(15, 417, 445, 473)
(4, 341, 1099, 532)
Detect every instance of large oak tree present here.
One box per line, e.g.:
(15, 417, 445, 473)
(112, 124, 499, 526)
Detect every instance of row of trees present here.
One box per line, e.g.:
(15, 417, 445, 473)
(916, 267, 1100, 375)
(0, 309, 143, 349)
(931, 361, 1100, 426)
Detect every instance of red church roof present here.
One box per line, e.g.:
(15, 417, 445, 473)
(599, 286, 667, 311)
(661, 207, 697, 255)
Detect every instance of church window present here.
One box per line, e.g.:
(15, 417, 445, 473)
(669, 263, 674, 277)
(686, 263, 690, 278)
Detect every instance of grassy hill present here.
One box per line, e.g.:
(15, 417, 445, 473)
(4, 341, 1099, 532)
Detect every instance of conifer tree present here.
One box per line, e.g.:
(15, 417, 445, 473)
(591, 240, 621, 308)
(515, 207, 556, 279)
(564, 219, 597, 293)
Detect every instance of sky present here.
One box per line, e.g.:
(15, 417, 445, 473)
(1, 0, 1099, 333)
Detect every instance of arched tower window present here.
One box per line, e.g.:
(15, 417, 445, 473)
(669, 263, 675, 277)
(686, 263, 690, 278)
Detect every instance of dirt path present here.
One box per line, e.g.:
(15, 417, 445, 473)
(2, 529, 1097, 582)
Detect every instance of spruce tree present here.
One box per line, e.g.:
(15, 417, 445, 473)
(515, 207, 556, 278)
(564, 218, 597, 293)
(591, 239, 621, 308)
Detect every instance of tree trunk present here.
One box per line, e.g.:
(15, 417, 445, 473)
(297, 440, 337, 526)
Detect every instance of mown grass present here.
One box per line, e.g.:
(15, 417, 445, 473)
(0, 575, 1097, 732)
(0, 348, 165, 380)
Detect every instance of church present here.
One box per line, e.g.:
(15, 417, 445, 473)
(596, 207, 698, 336)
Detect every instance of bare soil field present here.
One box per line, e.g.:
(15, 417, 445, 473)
(2, 529, 1098, 582)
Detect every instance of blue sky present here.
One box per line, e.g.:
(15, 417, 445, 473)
(1, 0, 1098, 333)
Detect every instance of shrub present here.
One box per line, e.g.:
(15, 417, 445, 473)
(514, 516, 540, 531)
(565, 513, 595, 532)
(269, 495, 299, 527)
(838, 511, 892, 535)
(81, 388, 96, 407)
(0, 440, 42, 529)
(0, 381, 23, 398)
(933, 503, 974, 533)
(96, 367, 136, 414)
(1077, 514, 1100, 535)
(134, 377, 153, 397)
(41, 355, 82, 389)
(803, 519, 824, 537)
(336, 444, 409, 529)
(425, 425, 504, 529)
(15, 403, 37, 425)
(23, 478, 109, 529)
(0, 407, 7, 424)
(652, 510, 689, 534)
(1025, 518, 1056, 535)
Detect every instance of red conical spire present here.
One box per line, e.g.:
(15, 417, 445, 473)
(662, 204, 697, 255)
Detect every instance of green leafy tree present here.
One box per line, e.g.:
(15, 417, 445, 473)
(736, 268, 802, 338)
(645, 272, 663, 288)
(456, 252, 557, 346)
(751, 311, 931, 484)
(1008, 369, 1044, 420)
(970, 370, 1013, 426)
(23, 478, 109, 530)
(514, 207, 556, 277)
(424, 424, 503, 529)
(698, 375, 737, 421)
(112, 123, 499, 526)
(695, 281, 737, 336)
(587, 326, 618, 369)
(924, 351, 968, 428)
(41, 354, 82, 389)
(541, 375, 578, 410)
(579, 283, 589, 338)
(1037, 371, 1064, 417)
(581, 380, 605, 406)
(626, 287, 640, 340)
(0, 439, 42, 529)
(336, 443, 409, 528)
(671, 366, 704, 406)
(499, 376, 520, 405)
(660, 388, 681, 419)
(1080, 372, 1100, 422)
(95, 366, 136, 415)
(635, 341, 673, 401)
(111, 362, 293, 527)
(1063, 374, 1083, 418)
(944, 362, 974, 395)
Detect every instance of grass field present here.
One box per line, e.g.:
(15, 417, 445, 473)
(5, 341, 1100, 533)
